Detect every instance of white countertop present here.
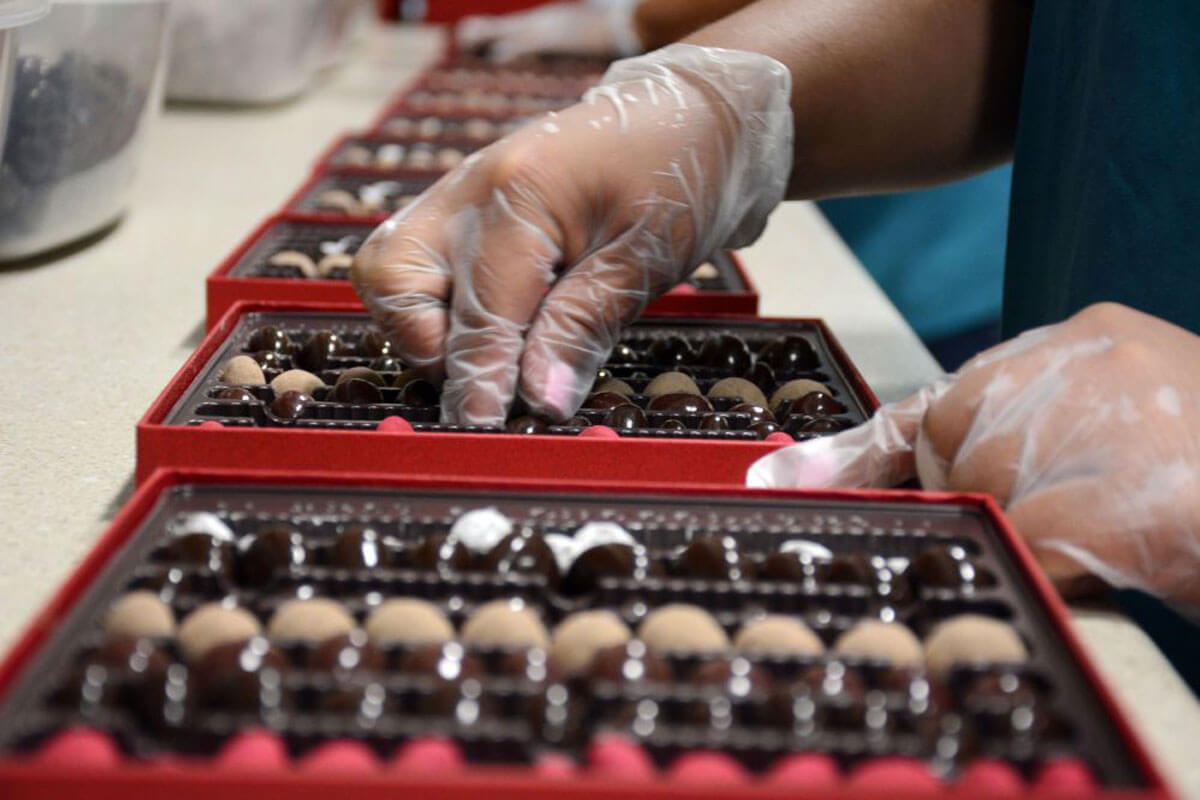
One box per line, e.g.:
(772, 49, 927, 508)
(0, 22, 1196, 797)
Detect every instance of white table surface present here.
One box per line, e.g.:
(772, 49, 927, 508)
(0, 22, 1196, 798)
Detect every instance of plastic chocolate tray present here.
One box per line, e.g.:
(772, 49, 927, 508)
(0, 470, 1168, 799)
(285, 170, 440, 219)
(205, 215, 758, 329)
(397, 88, 575, 117)
(137, 302, 873, 486)
(419, 67, 598, 99)
(319, 134, 480, 173)
(370, 111, 529, 143)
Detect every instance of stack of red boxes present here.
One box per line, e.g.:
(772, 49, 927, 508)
(0, 20, 1175, 800)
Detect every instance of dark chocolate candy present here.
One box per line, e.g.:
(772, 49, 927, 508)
(320, 678, 389, 717)
(215, 387, 257, 403)
(678, 536, 752, 581)
(603, 405, 646, 432)
(699, 413, 730, 432)
(294, 330, 348, 372)
(310, 630, 386, 673)
(646, 335, 693, 366)
(369, 355, 404, 372)
(329, 525, 393, 569)
(758, 336, 819, 372)
(197, 636, 289, 712)
(170, 533, 232, 576)
(730, 403, 775, 424)
(267, 390, 311, 422)
(759, 550, 816, 582)
(246, 326, 291, 353)
(402, 642, 486, 681)
(410, 533, 473, 573)
(251, 350, 287, 371)
(134, 663, 194, 731)
(480, 529, 560, 586)
(661, 418, 688, 431)
(506, 416, 549, 435)
(821, 553, 878, 586)
(562, 543, 656, 596)
(692, 657, 772, 695)
(330, 378, 383, 405)
(582, 392, 634, 411)
(752, 421, 782, 439)
(647, 393, 712, 414)
(335, 366, 386, 387)
(359, 330, 394, 358)
(399, 378, 439, 406)
(565, 415, 590, 427)
(697, 334, 752, 374)
(587, 640, 673, 684)
(743, 361, 777, 392)
(500, 647, 562, 683)
(781, 414, 843, 437)
(609, 343, 639, 364)
(236, 524, 307, 587)
(792, 391, 846, 416)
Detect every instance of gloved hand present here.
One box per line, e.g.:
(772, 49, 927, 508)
(352, 44, 793, 426)
(457, 0, 643, 63)
(748, 303, 1200, 614)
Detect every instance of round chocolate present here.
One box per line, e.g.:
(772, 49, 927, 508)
(369, 355, 404, 372)
(800, 661, 867, 699)
(267, 598, 355, 645)
(743, 361, 777, 392)
(310, 630, 386, 673)
(561, 543, 652, 596)
(661, 419, 688, 431)
(197, 636, 289, 711)
(647, 393, 713, 414)
(321, 678, 389, 717)
(460, 599, 549, 650)
(587, 640, 673, 684)
(821, 554, 877, 586)
(678, 536, 752, 581)
(330, 378, 383, 405)
(603, 405, 646, 432)
(729, 403, 775, 424)
(359, 331, 393, 358)
(177, 604, 263, 663)
(104, 591, 176, 640)
(237, 525, 307, 587)
(527, 683, 586, 745)
(692, 657, 772, 695)
(770, 379, 833, 415)
(965, 671, 1039, 709)
(251, 350, 287, 371)
(565, 415, 590, 427)
(134, 662, 194, 730)
(170, 533, 232, 576)
(91, 635, 170, 684)
(335, 366, 386, 387)
(402, 642, 485, 680)
(583, 392, 634, 411)
(758, 336, 819, 372)
(215, 387, 257, 403)
(697, 335, 752, 373)
(500, 647, 562, 683)
(295, 330, 347, 372)
(699, 413, 730, 432)
(410, 533, 474, 573)
(549, 611, 631, 676)
(366, 598, 455, 647)
(219, 355, 265, 386)
(647, 336, 693, 366)
(609, 343, 639, 363)
(400, 379, 439, 406)
(481, 530, 561, 586)
(246, 326, 290, 353)
(330, 525, 393, 569)
(833, 621, 923, 668)
(923, 615, 1028, 678)
(735, 616, 825, 657)
(267, 390, 311, 422)
(782, 415, 844, 437)
(752, 421, 782, 439)
(506, 416, 550, 435)
(759, 550, 814, 582)
(638, 605, 729, 654)
(791, 392, 846, 416)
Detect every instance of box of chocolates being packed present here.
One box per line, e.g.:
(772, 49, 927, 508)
(0, 469, 1171, 798)
(138, 303, 876, 486)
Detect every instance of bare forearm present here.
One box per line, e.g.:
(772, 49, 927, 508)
(685, 0, 1032, 197)
(634, 0, 757, 50)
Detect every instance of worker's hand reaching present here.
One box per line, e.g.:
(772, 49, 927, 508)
(352, 44, 793, 427)
(457, 1, 642, 62)
(749, 303, 1200, 614)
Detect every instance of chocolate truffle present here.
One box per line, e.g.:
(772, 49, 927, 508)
(609, 343, 639, 363)
(295, 330, 348, 372)
(481, 529, 561, 585)
(821, 553, 878, 585)
(769, 379, 832, 415)
(692, 656, 772, 695)
(729, 403, 775, 424)
(401, 641, 485, 680)
(549, 611, 632, 676)
(699, 413, 730, 432)
(104, 590, 175, 639)
(661, 419, 688, 431)
(236, 524, 307, 586)
(330, 378, 383, 405)
(215, 387, 256, 403)
(449, 507, 514, 554)
(637, 604, 729, 654)
(644, 371, 701, 398)
(500, 646, 562, 683)
(399, 378, 439, 406)
(410, 533, 473, 574)
(743, 361, 777, 392)
(246, 325, 290, 353)
(587, 640, 673, 684)
(267, 390, 311, 421)
(219, 355, 266, 386)
(311, 629, 386, 673)
(336, 366, 386, 387)
(911, 545, 994, 589)
(329, 525, 392, 569)
(758, 336, 819, 372)
(267, 598, 355, 645)
(197, 636, 289, 711)
(752, 421, 782, 439)
(708, 377, 768, 408)
(365, 598, 455, 646)
(460, 599, 549, 649)
(594, 378, 635, 397)
(603, 405, 646, 431)
(697, 335, 752, 374)
(833, 620, 923, 667)
(506, 415, 550, 434)
(252, 349, 287, 370)
(646, 336, 693, 366)
(788, 391, 846, 416)
(923, 615, 1028, 677)
(677, 535, 750, 581)
(734, 616, 824, 656)
(178, 603, 262, 663)
(358, 331, 393, 358)
(270, 369, 325, 397)
(647, 393, 712, 414)
(583, 391, 634, 410)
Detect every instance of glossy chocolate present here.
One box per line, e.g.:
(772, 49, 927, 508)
(236, 525, 307, 586)
(330, 378, 383, 405)
(699, 413, 731, 432)
(791, 391, 846, 416)
(369, 355, 404, 372)
(267, 390, 311, 422)
(295, 331, 348, 372)
(587, 640, 673, 684)
(561, 543, 644, 596)
(215, 387, 257, 403)
(410, 533, 474, 573)
(609, 343, 638, 363)
(506, 416, 550, 435)
(758, 336, 819, 372)
(310, 630, 386, 673)
(500, 647, 562, 683)
(660, 418, 688, 431)
(197, 636, 289, 711)
(481, 530, 561, 586)
(565, 415, 590, 427)
(329, 525, 393, 569)
(743, 361, 777, 392)
(646, 335, 693, 366)
(603, 405, 646, 432)
(169, 533, 232, 576)
(335, 366, 386, 387)
(751, 420, 782, 439)
(697, 334, 752, 373)
(821, 553, 878, 586)
(730, 403, 774, 424)
(246, 326, 290, 353)
(251, 350, 287, 371)
(678, 536, 752, 581)
(647, 393, 713, 414)
(402, 642, 486, 681)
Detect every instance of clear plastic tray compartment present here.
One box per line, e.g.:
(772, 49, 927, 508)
(166, 0, 328, 104)
(0, 0, 169, 260)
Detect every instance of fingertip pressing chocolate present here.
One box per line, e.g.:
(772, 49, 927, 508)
(219, 355, 266, 386)
(697, 334, 752, 374)
(266, 598, 355, 645)
(215, 387, 257, 403)
(270, 369, 325, 397)
(646, 335, 693, 367)
(460, 599, 549, 650)
(549, 610, 632, 676)
(587, 640, 673, 684)
(923, 615, 1028, 678)
(104, 590, 175, 640)
(246, 325, 291, 353)
(603, 405, 646, 431)
(769, 379, 832, 415)
(177, 603, 262, 663)
(643, 371, 701, 398)
(236, 524, 307, 586)
(361, 598, 453, 648)
(637, 604, 729, 654)
(593, 378, 634, 397)
(708, 377, 768, 409)
(833, 620, 923, 668)
(310, 629, 386, 673)
(734, 616, 824, 657)
(647, 393, 713, 414)
(785, 392, 846, 417)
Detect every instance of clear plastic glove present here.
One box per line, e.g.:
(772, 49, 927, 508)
(749, 303, 1200, 614)
(457, 0, 643, 62)
(352, 44, 793, 426)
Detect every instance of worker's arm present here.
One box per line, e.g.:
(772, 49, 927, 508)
(633, 0, 757, 50)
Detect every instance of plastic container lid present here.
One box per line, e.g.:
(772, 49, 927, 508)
(0, 0, 50, 29)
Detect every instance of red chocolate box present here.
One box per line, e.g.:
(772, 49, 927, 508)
(0, 467, 1174, 798)
(140, 301, 874, 485)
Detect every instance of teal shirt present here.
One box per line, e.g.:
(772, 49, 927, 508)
(1005, 0, 1200, 337)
